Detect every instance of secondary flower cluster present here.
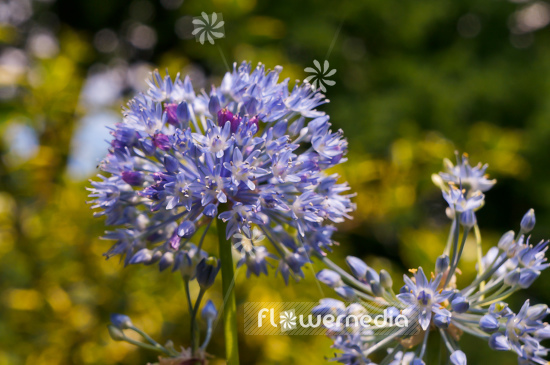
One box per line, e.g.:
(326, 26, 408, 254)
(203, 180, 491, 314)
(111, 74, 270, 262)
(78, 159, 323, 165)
(314, 154, 549, 365)
(88, 61, 355, 283)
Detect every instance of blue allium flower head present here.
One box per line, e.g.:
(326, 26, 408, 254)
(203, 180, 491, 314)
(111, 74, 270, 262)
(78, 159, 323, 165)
(315, 155, 550, 365)
(88, 61, 355, 283)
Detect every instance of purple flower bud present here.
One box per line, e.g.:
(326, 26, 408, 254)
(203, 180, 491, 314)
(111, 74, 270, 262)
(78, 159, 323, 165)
(519, 268, 540, 288)
(230, 114, 242, 133)
(144, 250, 162, 266)
(153, 133, 171, 151)
(121, 171, 143, 186)
(450, 350, 467, 365)
(110, 313, 133, 329)
(158, 252, 174, 272)
(196, 257, 220, 289)
(451, 296, 469, 313)
(334, 285, 356, 300)
(520, 208, 536, 233)
(176, 102, 189, 122)
(209, 95, 221, 116)
(497, 230, 515, 251)
(129, 248, 153, 265)
(164, 103, 179, 126)
(316, 269, 343, 288)
(201, 300, 218, 321)
(177, 220, 196, 237)
(345, 256, 367, 280)
(370, 280, 384, 297)
(204, 203, 218, 217)
(411, 359, 425, 365)
(174, 250, 194, 279)
(169, 232, 181, 250)
(217, 108, 233, 127)
(434, 313, 450, 328)
(535, 326, 550, 339)
(165, 102, 189, 127)
(379, 269, 393, 289)
(366, 269, 378, 284)
(527, 304, 548, 321)
(504, 268, 521, 286)
(248, 116, 259, 129)
(479, 314, 500, 333)
(435, 255, 450, 274)
(488, 333, 511, 351)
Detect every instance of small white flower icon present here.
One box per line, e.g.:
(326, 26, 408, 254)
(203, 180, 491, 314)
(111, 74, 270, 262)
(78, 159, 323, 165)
(192, 12, 225, 45)
(304, 60, 336, 92)
(279, 310, 297, 331)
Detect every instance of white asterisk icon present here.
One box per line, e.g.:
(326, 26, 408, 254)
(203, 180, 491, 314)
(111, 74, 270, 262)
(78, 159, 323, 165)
(304, 60, 336, 92)
(192, 12, 225, 45)
(279, 310, 297, 332)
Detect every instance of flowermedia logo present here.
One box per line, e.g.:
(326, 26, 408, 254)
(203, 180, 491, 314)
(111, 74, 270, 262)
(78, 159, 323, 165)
(192, 12, 225, 45)
(245, 302, 419, 336)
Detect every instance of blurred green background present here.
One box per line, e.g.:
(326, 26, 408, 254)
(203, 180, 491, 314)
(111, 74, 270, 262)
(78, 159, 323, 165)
(2, 0, 550, 364)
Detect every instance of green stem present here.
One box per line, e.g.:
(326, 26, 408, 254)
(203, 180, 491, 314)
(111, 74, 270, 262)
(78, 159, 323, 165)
(444, 218, 457, 256)
(473, 224, 485, 290)
(217, 212, 240, 364)
(190, 289, 205, 355)
(476, 287, 519, 306)
(122, 336, 173, 356)
(444, 219, 465, 288)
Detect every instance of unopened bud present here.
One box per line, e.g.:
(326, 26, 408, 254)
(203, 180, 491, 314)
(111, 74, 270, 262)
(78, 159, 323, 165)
(435, 255, 450, 274)
(520, 209, 536, 233)
(108, 325, 126, 341)
(196, 257, 220, 289)
(379, 270, 393, 289)
(370, 280, 384, 297)
(497, 231, 515, 251)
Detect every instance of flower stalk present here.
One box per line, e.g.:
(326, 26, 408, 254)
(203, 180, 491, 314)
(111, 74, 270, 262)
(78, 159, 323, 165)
(217, 209, 240, 365)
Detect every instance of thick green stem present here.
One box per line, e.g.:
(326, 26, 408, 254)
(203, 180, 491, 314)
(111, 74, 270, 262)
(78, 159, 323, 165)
(217, 214, 240, 364)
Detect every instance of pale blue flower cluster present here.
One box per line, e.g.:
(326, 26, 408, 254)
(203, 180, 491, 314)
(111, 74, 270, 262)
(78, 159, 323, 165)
(315, 154, 549, 365)
(88, 61, 355, 283)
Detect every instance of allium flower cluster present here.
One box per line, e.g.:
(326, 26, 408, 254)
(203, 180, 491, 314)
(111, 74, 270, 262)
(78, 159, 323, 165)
(314, 154, 550, 365)
(88, 61, 355, 283)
